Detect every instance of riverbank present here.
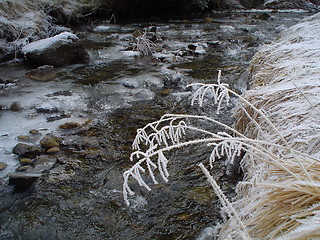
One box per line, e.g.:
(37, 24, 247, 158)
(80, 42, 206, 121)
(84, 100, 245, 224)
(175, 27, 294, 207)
(218, 12, 320, 239)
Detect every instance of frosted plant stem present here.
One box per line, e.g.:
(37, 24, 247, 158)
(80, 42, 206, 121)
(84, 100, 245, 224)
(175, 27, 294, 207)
(199, 163, 251, 240)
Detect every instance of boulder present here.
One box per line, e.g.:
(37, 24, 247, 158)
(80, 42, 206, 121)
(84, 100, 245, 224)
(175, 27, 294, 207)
(12, 143, 41, 158)
(22, 32, 90, 67)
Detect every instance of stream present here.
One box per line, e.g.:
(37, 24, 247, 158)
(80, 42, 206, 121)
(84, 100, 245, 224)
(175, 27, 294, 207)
(0, 11, 312, 240)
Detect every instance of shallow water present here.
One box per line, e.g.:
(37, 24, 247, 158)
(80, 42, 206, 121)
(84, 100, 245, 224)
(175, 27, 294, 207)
(0, 11, 312, 240)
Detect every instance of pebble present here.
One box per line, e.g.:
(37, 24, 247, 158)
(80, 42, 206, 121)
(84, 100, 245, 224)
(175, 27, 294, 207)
(19, 158, 33, 165)
(17, 135, 31, 141)
(59, 122, 81, 129)
(29, 129, 40, 135)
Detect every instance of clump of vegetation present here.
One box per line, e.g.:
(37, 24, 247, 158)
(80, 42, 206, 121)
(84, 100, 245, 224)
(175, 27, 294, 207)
(133, 29, 156, 56)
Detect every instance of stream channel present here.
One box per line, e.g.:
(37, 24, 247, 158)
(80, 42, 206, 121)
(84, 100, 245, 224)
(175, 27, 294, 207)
(0, 11, 312, 240)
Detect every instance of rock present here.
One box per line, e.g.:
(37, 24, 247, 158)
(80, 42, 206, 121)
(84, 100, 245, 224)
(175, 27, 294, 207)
(188, 44, 197, 51)
(19, 158, 33, 165)
(17, 135, 31, 141)
(0, 162, 7, 171)
(25, 65, 56, 81)
(29, 129, 40, 135)
(9, 173, 41, 189)
(59, 122, 81, 129)
(33, 156, 57, 173)
(22, 32, 90, 67)
(40, 136, 59, 149)
(47, 147, 60, 154)
(10, 102, 22, 112)
(12, 143, 41, 158)
(46, 91, 73, 97)
(36, 106, 59, 114)
(258, 12, 271, 21)
(204, 17, 214, 23)
(16, 165, 32, 172)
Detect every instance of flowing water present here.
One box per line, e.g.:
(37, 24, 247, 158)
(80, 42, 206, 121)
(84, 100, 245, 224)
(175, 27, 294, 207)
(0, 11, 311, 240)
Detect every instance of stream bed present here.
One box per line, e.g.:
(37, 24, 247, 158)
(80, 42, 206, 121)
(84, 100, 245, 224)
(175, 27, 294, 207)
(0, 11, 312, 240)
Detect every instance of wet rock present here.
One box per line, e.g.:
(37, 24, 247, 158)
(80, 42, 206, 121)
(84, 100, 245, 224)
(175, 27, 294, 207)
(47, 147, 60, 154)
(59, 122, 81, 129)
(19, 158, 33, 165)
(0, 162, 7, 171)
(10, 102, 22, 112)
(16, 165, 33, 172)
(12, 143, 41, 158)
(33, 156, 57, 173)
(40, 136, 59, 149)
(25, 65, 56, 81)
(36, 106, 59, 114)
(258, 12, 271, 20)
(9, 173, 41, 189)
(188, 44, 197, 51)
(22, 32, 90, 67)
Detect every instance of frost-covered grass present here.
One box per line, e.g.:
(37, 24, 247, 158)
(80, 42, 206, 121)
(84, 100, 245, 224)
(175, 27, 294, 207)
(219, 12, 320, 239)
(123, 12, 320, 240)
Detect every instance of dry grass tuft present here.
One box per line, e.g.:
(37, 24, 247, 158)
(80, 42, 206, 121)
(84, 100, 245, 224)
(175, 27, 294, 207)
(218, 13, 320, 239)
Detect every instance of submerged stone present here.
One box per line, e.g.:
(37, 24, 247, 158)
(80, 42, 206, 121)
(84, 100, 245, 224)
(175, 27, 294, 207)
(26, 65, 56, 81)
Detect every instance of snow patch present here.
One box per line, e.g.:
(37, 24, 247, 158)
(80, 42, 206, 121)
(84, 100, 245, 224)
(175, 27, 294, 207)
(22, 32, 78, 54)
